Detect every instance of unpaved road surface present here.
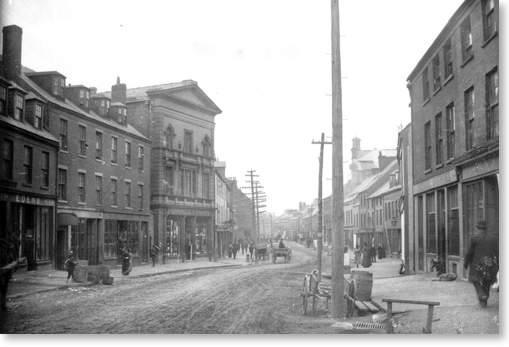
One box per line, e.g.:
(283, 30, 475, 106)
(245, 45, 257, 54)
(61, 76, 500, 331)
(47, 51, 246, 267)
(1, 242, 337, 334)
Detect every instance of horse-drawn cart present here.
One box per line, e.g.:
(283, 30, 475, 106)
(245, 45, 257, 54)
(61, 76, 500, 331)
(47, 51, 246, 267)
(272, 247, 291, 263)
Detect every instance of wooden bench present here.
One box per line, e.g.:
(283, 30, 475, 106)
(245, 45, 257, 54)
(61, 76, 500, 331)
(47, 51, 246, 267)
(382, 298, 440, 334)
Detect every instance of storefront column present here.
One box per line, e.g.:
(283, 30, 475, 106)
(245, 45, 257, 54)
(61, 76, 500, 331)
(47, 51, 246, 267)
(98, 218, 104, 264)
(179, 216, 186, 263)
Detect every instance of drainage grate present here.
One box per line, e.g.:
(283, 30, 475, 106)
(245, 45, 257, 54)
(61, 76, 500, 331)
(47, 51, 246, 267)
(353, 321, 387, 330)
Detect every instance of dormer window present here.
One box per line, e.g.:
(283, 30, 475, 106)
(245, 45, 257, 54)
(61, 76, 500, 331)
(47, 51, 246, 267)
(13, 94, 24, 121)
(79, 89, 89, 107)
(0, 86, 6, 115)
(34, 104, 43, 129)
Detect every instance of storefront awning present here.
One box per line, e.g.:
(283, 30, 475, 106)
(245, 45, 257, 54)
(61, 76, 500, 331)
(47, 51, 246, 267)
(58, 212, 79, 226)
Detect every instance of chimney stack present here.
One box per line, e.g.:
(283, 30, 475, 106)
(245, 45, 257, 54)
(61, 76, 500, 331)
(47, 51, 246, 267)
(2, 25, 23, 81)
(111, 76, 126, 104)
(351, 137, 361, 160)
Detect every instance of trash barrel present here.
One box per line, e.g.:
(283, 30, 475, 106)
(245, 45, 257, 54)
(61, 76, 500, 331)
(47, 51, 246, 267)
(351, 270, 373, 301)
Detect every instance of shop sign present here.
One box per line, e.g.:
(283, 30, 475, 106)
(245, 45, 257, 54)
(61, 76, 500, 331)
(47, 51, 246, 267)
(0, 193, 55, 206)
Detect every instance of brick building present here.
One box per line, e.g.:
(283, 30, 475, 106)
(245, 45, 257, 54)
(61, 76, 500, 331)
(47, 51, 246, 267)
(228, 178, 255, 243)
(407, 0, 498, 275)
(1, 24, 152, 268)
(214, 161, 233, 257)
(1, 26, 60, 270)
(106, 81, 221, 262)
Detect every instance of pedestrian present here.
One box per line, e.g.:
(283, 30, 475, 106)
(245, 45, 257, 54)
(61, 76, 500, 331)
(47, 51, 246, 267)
(232, 242, 238, 259)
(370, 243, 377, 263)
(1, 233, 19, 311)
(150, 244, 159, 267)
(248, 242, 254, 260)
(278, 238, 286, 249)
(64, 248, 78, 283)
(377, 244, 385, 260)
(354, 245, 361, 268)
(121, 247, 132, 276)
(464, 220, 499, 308)
(361, 242, 372, 268)
(228, 243, 233, 258)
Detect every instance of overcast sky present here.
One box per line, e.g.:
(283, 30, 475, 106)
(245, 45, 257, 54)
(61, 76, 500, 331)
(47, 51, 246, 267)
(1, 0, 470, 215)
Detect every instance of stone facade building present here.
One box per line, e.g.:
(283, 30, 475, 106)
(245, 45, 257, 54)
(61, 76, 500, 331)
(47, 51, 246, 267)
(407, 0, 498, 276)
(214, 161, 233, 257)
(106, 81, 221, 262)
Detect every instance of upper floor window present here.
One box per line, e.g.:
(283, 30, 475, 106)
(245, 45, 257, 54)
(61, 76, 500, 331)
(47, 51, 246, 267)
(432, 54, 441, 91)
(138, 184, 144, 210)
(461, 17, 473, 63)
(59, 119, 68, 151)
(138, 145, 144, 171)
(464, 87, 475, 150)
(52, 77, 64, 96)
(111, 136, 118, 163)
(443, 39, 453, 80)
(0, 86, 7, 115)
(96, 131, 103, 159)
(424, 121, 432, 171)
(445, 103, 455, 160)
(125, 141, 131, 167)
(96, 175, 103, 205)
(79, 125, 87, 156)
(33, 104, 43, 129)
(13, 94, 24, 121)
(111, 178, 118, 206)
(41, 151, 49, 187)
(125, 181, 131, 208)
(202, 136, 211, 157)
(164, 124, 175, 149)
(79, 89, 89, 107)
(435, 113, 443, 166)
(486, 67, 498, 141)
(1, 139, 13, 180)
(422, 67, 430, 101)
(184, 130, 193, 154)
(58, 168, 67, 201)
(482, 0, 497, 40)
(23, 146, 33, 184)
(78, 172, 86, 203)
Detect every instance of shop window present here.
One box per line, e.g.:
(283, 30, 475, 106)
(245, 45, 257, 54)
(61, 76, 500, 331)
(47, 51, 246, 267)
(426, 192, 436, 254)
(104, 220, 117, 259)
(447, 186, 460, 256)
(463, 181, 484, 257)
(36, 207, 52, 260)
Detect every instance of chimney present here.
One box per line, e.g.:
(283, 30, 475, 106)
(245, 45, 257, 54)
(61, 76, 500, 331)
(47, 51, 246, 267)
(89, 87, 97, 96)
(351, 137, 361, 160)
(2, 25, 23, 81)
(111, 76, 126, 104)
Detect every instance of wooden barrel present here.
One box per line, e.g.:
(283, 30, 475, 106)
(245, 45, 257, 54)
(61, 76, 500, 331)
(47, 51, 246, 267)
(351, 270, 373, 301)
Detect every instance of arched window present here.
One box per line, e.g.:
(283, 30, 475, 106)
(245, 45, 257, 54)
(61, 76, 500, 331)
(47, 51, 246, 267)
(164, 124, 175, 149)
(202, 135, 211, 157)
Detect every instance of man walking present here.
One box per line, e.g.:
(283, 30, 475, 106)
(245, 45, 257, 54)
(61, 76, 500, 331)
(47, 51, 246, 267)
(464, 220, 499, 307)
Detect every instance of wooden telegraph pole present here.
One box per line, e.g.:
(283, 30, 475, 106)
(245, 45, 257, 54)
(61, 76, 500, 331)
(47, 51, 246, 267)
(312, 133, 331, 282)
(331, 0, 346, 318)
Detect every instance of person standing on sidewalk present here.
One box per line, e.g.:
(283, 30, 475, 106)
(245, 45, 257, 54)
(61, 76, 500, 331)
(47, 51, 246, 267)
(150, 244, 159, 267)
(464, 220, 499, 308)
(64, 248, 78, 283)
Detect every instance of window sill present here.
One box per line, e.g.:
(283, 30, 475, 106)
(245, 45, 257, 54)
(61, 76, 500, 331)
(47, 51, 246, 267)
(435, 163, 444, 170)
(432, 86, 441, 96)
(482, 31, 497, 48)
(22, 183, 33, 188)
(460, 54, 474, 68)
(421, 98, 431, 107)
(58, 199, 68, 204)
(59, 149, 69, 153)
(111, 205, 118, 208)
(40, 186, 49, 191)
(424, 168, 432, 175)
(443, 74, 453, 87)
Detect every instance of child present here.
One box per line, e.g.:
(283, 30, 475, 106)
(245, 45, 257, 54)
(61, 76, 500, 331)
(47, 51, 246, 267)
(64, 249, 78, 283)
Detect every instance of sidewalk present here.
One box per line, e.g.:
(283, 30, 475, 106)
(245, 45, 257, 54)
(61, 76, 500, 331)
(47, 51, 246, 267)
(330, 259, 499, 334)
(7, 256, 248, 299)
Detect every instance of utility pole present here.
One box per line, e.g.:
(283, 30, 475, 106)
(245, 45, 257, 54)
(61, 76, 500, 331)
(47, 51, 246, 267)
(245, 169, 258, 241)
(331, 0, 346, 318)
(312, 132, 332, 282)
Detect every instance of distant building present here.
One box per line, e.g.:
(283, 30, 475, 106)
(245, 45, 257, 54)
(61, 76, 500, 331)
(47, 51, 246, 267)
(406, 0, 498, 275)
(214, 161, 233, 257)
(228, 178, 255, 242)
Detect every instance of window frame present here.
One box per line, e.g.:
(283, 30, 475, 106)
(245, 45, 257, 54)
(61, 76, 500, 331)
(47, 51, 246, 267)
(434, 112, 443, 166)
(59, 118, 68, 151)
(138, 145, 144, 171)
(2, 139, 14, 180)
(95, 174, 103, 205)
(95, 131, 103, 160)
(23, 145, 33, 185)
(33, 103, 43, 129)
(460, 17, 473, 63)
(424, 121, 432, 171)
(485, 67, 498, 141)
(41, 151, 50, 188)
(111, 136, 118, 163)
(78, 171, 86, 203)
(125, 141, 131, 167)
(0, 85, 7, 116)
(111, 178, 118, 206)
(464, 87, 475, 150)
(13, 93, 24, 121)
(58, 168, 67, 201)
(445, 103, 455, 160)
(443, 39, 453, 80)
(432, 54, 441, 91)
(79, 124, 87, 156)
(482, 0, 497, 41)
(125, 181, 131, 208)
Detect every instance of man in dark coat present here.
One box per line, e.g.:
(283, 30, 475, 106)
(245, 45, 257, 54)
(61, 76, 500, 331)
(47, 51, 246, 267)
(464, 220, 499, 307)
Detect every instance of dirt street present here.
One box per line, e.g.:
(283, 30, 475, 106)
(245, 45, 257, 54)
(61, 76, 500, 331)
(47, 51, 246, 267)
(1, 243, 337, 334)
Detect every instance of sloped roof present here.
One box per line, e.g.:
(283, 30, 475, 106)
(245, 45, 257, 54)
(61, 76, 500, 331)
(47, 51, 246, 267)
(368, 181, 401, 199)
(0, 115, 59, 143)
(99, 80, 222, 114)
(20, 73, 147, 141)
(345, 160, 398, 202)
(351, 149, 397, 171)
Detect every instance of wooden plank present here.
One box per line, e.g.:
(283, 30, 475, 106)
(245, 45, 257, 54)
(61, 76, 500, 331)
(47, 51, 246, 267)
(363, 301, 380, 313)
(382, 298, 440, 306)
(355, 300, 369, 312)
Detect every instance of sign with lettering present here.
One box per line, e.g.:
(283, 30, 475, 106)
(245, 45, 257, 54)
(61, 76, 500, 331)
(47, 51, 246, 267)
(0, 193, 55, 207)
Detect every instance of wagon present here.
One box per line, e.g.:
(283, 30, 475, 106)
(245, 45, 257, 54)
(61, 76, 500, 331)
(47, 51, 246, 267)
(254, 244, 268, 261)
(272, 247, 291, 263)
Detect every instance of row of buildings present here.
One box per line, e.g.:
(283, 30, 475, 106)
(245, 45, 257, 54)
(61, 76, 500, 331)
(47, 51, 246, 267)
(0, 24, 255, 270)
(275, 0, 499, 279)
